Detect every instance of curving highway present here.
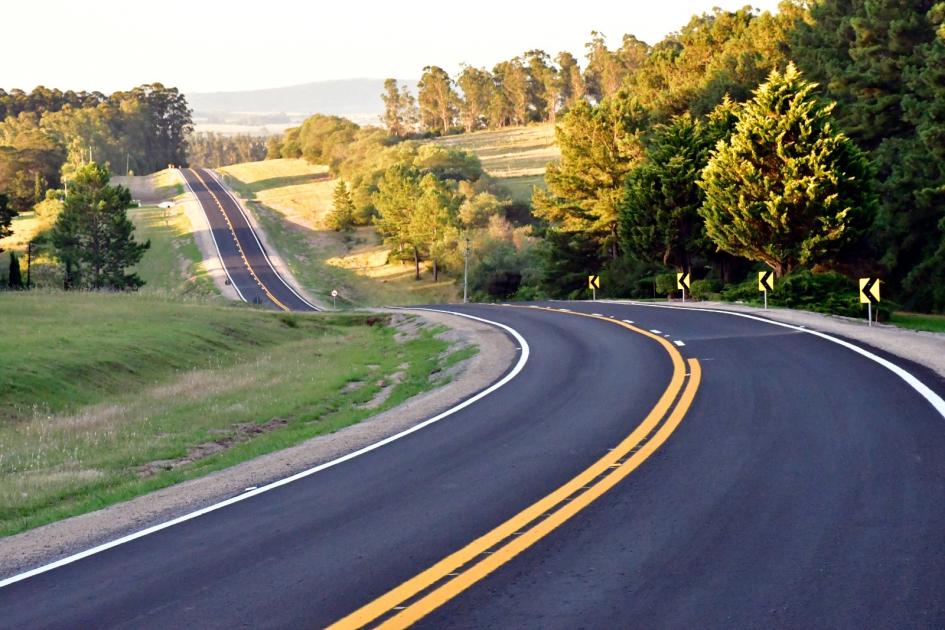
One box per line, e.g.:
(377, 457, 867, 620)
(179, 167, 320, 311)
(1, 302, 944, 628)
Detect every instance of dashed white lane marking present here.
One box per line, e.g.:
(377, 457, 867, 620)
(592, 313, 603, 316)
(674, 340, 686, 347)
(622, 319, 635, 324)
(650, 329, 662, 334)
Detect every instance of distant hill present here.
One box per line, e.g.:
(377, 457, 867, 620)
(187, 78, 415, 119)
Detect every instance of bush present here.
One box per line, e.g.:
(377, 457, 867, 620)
(690, 278, 722, 300)
(721, 269, 893, 320)
(655, 272, 679, 296)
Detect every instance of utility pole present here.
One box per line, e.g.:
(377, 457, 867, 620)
(462, 237, 469, 304)
(26, 240, 32, 290)
(126, 153, 130, 175)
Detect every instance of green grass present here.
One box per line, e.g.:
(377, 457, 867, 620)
(889, 311, 945, 333)
(0, 291, 465, 535)
(129, 204, 219, 299)
(496, 174, 548, 204)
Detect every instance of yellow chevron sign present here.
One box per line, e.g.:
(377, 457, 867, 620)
(758, 270, 774, 292)
(859, 278, 880, 304)
(588, 275, 600, 290)
(676, 272, 690, 292)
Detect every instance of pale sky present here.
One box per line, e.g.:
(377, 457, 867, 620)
(4, 0, 782, 94)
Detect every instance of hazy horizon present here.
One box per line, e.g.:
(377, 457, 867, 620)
(4, 0, 781, 94)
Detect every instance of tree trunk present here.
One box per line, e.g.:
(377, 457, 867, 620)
(433, 258, 438, 282)
(414, 247, 420, 281)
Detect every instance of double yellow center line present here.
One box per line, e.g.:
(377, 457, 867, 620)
(188, 168, 290, 312)
(329, 306, 701, 628)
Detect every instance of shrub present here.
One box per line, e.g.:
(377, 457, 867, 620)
(690, 278, 722, 300)
(655, 272, 679, 296)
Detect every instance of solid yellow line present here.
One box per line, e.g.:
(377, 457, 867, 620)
(327, 308, 693, 630)
(189, 168, 290, 311)
(379, 357, 701, 629)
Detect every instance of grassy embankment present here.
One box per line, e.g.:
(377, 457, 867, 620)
(0, 292, 471, 536)
(215, 125, 557, 306)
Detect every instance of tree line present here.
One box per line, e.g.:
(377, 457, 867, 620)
(0, 84, 192, 216)
(526, 0, 945, 312)
(187, 132, 268, 168)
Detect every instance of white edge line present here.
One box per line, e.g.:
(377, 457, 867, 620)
(611, 300, 945, 420)
(203, 169, 321, 312)
(0, 308, 529, 589)
(178, 169, 247, 303)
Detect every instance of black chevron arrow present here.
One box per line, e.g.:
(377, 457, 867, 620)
(862, 277, 879, 304)
(760, 271, 773, 292)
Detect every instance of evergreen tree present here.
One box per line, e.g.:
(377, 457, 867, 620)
(899, 3, 945, 310)
(373, 163, 425, 279)
(328, 180, 356, 232)
(0, 193, 15, 251)
(8, 251, 22, 288)
(51, 162, 150, 289)
(533, 97, 648, 261)
(619, 102, 736, 270)
(699, 65, 876, 276)
(417, 66, 458, 134)
(457, 66, 493, 132)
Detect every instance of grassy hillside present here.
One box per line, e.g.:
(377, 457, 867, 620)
(432, 124, 558, 203)
(0, 291, 467, 535)
(218, 160, 458, 307)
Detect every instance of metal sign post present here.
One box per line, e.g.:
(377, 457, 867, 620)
(331, 289, 338, 310)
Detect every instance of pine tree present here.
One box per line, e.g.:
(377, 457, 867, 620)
(619, 102, 736, 271)
(8, 251, 22, 288)
(328, 180, 356, 232)
(699, 64, 876, 276)
(0, 193, 15, 252)
(533, 97, 648, 261)
(51, 162, 150, 290)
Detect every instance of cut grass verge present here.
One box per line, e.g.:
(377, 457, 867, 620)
(0, 292, 469, 536)
(129, 203, 219, 299)
(890, 311, 945, 333)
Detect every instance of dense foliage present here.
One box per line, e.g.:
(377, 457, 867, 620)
(0, 84, 192, 213)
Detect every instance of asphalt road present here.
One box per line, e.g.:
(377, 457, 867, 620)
(179, 167, 319, 311)
(2, 302, 944, 628)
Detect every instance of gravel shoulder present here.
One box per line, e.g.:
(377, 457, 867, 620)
(0, 308, 516, 579)
(618, 299, 945, 379)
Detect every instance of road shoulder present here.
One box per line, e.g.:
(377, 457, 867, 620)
(0, 308, 515, 580)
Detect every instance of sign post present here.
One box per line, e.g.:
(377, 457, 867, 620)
(331, 288, 338, 310)
(677, 272, 691, 302)
(859, 278, 880, 326)
(588, 275, 600, 301)
(758, 270, 775, 310)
